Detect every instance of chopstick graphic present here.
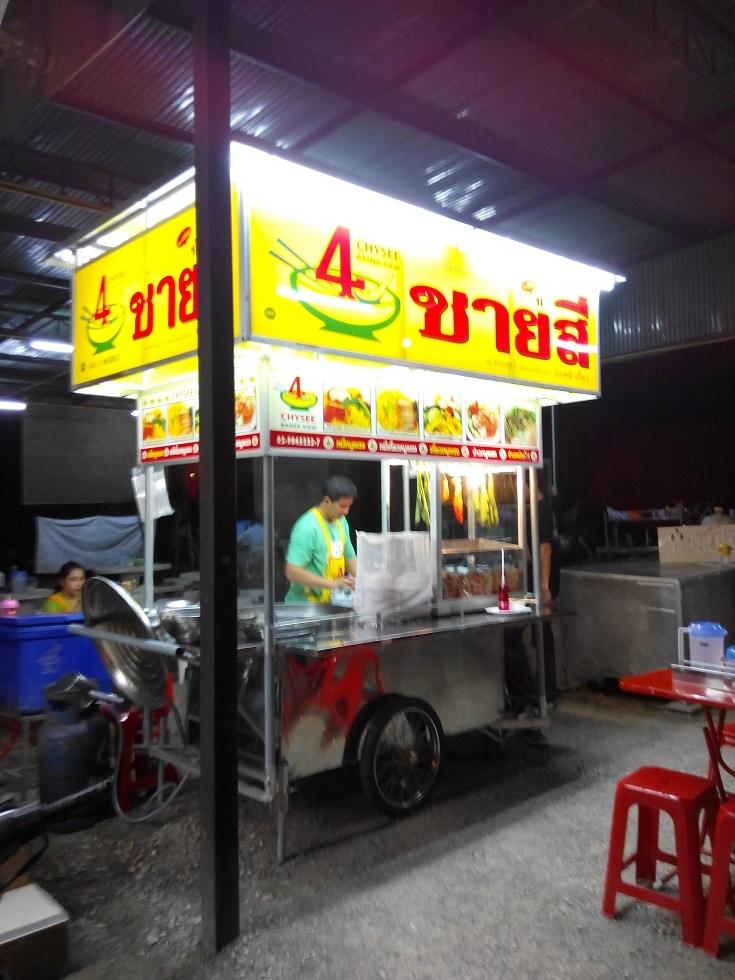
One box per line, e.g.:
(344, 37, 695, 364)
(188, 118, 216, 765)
(268, 249, 301, 270)
(276, 238, 310, 267)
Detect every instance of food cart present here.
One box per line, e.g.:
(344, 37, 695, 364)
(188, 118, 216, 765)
(68, 145, 615, 855)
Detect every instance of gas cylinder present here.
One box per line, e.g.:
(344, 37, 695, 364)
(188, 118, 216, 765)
(38, 672, 112, 831)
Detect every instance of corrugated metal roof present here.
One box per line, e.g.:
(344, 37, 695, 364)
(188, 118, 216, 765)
(600, 231, 735, 358)
(303, 111, 548, 221)
(404, 25, 675, 176)
(602, 140, 735, 227)
(229, 53, 351, 150)
(12, 103, 191, 186)
(0, 190, 91, 228)
(502, 0, 735, 125)
(0, 231, 60, 277)
(496, 193, 684, 269)
(231, 0, 482, 79)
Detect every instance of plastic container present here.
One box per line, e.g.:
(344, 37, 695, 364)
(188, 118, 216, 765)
(0, 613, 113, 713)
(0, 597, 19, 617)
(678, 621, 728, 667)
(10, 569, 27, 595)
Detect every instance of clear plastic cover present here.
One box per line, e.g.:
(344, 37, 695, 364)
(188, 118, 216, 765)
(354, 531, 433, 620)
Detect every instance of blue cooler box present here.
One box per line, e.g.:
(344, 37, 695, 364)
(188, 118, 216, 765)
(0, 613, 114, 714)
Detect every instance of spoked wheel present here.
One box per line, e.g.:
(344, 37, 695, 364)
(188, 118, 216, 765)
(359, 700, 442, 816)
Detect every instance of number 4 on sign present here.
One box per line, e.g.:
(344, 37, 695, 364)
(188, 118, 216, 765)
(315, 226, 365, 299)
(95, 276, 111, 324)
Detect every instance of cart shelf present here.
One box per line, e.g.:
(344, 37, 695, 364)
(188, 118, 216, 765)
(441, 539, 523, 556)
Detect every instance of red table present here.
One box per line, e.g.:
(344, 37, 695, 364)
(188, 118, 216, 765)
(620, 667, 735, 800)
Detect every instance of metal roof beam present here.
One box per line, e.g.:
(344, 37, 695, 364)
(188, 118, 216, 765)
(0, 351, 68, 368)
(600, 0, 735, 77)
(0, 178, 111, 213)
(4, 296, 70, 337)
(0, 267, 69, 290)
(0, 210, 78, 243)
(0, 141, 145, 207)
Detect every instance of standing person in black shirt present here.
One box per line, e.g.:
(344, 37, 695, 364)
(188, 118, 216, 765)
(503, 470, 558, 740)
(528, 471, 558, 704)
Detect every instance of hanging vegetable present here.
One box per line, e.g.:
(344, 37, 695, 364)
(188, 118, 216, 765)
(451, 475, 464, 525)
(478, 481, 489, 525)
(486, 473, 499, 526)
(441, 473, 450, 503)
(414, 470, 431, 527)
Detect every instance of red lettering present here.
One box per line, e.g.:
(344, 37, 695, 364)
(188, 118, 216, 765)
(178, 265, 198, 323)
(130, 283, 154, 339)
(95, 276, 111, 323)
(411, 285, 469, 343)
(409, 280, 590, 370)
(514, 308, 551, 360)
(471, 297, 511, 353)
(156, 275, 176, 327)
(315, 226, 365, 299)
(554, 296, 590, 368)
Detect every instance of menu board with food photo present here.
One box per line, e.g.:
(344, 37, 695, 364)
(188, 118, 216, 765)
(466, 398, 501, 443)
(141, 406, 166, 444)
(323, 383, 372, 432)
(423, 390, 463, 441)
(234, 377, 257, 432)
(503, 404, 538, 446)
(375, 386, 419, 435)
(270, 369, 321, 432)
(167, 401, 195, 439)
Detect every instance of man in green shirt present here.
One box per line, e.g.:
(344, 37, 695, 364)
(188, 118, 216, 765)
(284, 475, 357, 603)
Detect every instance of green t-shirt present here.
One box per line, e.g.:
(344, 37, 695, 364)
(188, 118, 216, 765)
(284, 509, 356, 603)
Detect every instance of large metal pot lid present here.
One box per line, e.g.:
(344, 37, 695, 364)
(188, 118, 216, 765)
(82, 576, 167, 709)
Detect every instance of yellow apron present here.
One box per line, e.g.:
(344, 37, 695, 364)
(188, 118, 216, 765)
(308, 507, 346, 603)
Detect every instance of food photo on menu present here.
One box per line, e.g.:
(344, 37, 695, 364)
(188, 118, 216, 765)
(466, 399, 501, 442)
(323, 385, 372, 431)
(235, 387, 257, 430)
(142, 407, 166, 443)
(167, 401, 194, 438)
(376, 388, 419, 434)
(423, 393, 463, 440)
(503, 404, 538, 445)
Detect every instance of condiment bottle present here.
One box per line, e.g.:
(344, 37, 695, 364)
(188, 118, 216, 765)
(0, 597, 19, 616)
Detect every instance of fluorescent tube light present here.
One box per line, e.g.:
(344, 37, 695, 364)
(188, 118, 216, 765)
(0, 399, 27, 411)
(29, 339, 73, 354)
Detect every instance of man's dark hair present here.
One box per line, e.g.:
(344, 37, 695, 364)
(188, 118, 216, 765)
(323, 475, 357, 501)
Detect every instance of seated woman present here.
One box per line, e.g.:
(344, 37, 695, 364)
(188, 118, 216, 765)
(42, 561, 86, 613)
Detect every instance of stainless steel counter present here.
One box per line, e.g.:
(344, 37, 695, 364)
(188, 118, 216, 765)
(280, 607, 536, 654)
(559, 560, 735, 684)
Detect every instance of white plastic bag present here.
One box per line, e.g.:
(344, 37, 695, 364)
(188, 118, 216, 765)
(354, 532, 433, 621)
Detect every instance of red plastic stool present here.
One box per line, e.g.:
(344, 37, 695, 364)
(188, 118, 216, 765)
(702, 797, 735, 957)
(101, 703, 179, 813)
(602, 766, 719, 946)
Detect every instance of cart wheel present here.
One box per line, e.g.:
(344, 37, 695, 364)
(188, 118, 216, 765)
(359, 700, 442, 816)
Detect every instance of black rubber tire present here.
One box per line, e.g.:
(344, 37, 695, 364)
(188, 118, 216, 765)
(359, 699, 442, 816)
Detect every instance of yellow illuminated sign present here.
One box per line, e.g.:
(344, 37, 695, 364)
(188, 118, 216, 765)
(249, 210, 599, 394)
(72, 194, 240, 387)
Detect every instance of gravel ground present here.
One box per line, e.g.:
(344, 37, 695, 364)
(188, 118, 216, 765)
(24, 688, 735, 979)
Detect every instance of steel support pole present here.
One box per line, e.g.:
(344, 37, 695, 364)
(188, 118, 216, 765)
(194, 0, 240, 955)
(143, 465, 155, 610)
